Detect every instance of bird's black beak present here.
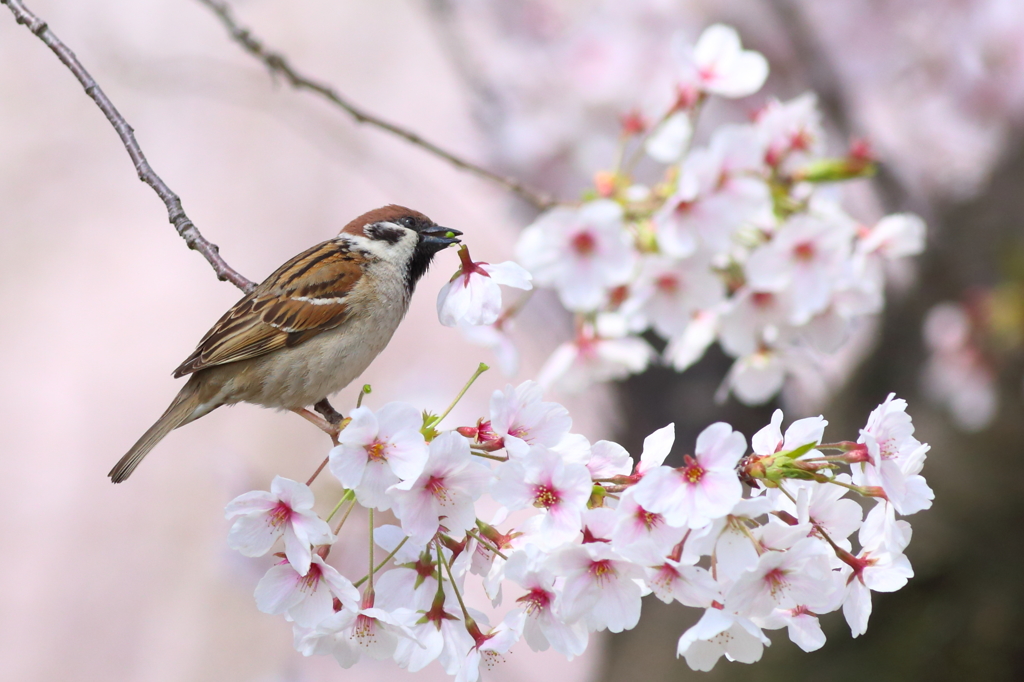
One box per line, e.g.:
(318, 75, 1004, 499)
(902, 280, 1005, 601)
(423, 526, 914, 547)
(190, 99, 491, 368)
(420, 225, 462, 248)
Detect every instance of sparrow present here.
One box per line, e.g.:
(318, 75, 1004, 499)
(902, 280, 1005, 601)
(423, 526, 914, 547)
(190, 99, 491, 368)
(109, 204, 461, 483)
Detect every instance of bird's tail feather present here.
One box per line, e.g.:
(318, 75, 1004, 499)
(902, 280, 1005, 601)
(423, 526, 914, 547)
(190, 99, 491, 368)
(109, 382, 202, 483)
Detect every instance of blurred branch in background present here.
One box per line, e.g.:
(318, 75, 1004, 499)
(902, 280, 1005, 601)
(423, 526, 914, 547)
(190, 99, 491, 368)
(196, 0, 557, 210)
(0, 0, 256, 292)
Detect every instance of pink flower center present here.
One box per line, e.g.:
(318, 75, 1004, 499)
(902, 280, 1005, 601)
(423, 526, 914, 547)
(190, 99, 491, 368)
(680, 454, 705, 484)
(353, 613, 377, 643)
(268, 501, 293, 528)
(571, 230, 598, 256)
(532, 484, 561, 509)
(656, 274, 680, 294)
(764, 568, 789, 597)
(425, 475, 451, 503)
(636, 506, 662, 530)
(299, 564, 323, 593)
(516, 587, 552, 615)
(588, 559, 616, 585)
(674, 199, 695, 215)
(751, 292, 775, 308)
(793, 241, 816, 261)
(366, 440, 388, 461)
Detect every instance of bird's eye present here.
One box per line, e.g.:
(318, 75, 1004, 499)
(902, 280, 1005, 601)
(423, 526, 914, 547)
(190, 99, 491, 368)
(402, 217, 416, 228)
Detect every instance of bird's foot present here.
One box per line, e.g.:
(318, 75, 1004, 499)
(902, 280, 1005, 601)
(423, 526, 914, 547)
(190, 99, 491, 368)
(313, 398, 344, 427)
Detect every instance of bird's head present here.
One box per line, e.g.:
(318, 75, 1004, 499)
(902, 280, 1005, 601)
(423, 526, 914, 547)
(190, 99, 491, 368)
(341, 204, 462, 292)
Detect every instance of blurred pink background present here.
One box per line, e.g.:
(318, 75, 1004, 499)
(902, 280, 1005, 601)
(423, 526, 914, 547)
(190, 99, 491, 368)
(5, 1, 1024, 681)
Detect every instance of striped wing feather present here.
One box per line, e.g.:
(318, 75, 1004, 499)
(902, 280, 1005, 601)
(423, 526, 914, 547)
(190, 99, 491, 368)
(172, 240, 365, 377)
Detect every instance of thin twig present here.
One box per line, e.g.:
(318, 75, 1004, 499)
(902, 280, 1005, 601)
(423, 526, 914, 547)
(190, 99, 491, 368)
(195, 0, 556, 210)
(1, 0, 255, 292)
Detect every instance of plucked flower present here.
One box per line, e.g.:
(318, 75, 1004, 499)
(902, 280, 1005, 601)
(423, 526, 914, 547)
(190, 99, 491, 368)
(437, 246, 532, 327)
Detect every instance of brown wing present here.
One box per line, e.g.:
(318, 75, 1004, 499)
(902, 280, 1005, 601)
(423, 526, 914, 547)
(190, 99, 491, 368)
(172, 239, 367, 377)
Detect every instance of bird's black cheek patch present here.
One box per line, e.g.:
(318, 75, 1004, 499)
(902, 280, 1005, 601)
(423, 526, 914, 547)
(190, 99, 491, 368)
(366, 225, 404, 245)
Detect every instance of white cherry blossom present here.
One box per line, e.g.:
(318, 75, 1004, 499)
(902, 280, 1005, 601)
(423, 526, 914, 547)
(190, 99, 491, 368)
(225, 476, 333, 576)
(329, 402, 429, 511)
(677, 607, 770, 671)
(516, 200, 636, 312)
(633, 422, 746, 528)
(676, 24, 769, 98)
(389, 432, 491, 544)
(437, 246, 532, 327)
(254, 555, 359, 628)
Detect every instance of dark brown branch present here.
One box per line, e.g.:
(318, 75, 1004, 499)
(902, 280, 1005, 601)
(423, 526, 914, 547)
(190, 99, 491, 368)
(196, 0, 556, 210)
(2, 0, 256, 293)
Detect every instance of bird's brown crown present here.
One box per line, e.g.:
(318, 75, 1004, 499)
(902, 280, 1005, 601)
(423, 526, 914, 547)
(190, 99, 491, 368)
(340, 205, 434, 236)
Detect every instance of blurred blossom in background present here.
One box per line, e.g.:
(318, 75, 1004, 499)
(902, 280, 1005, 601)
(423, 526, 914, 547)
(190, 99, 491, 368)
(3, 0, 1024, 681)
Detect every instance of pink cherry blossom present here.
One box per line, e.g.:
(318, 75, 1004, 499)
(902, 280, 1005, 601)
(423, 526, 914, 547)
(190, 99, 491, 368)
(755, 93, 824, 174)
(621, 253, 725, 338)
(488, 380, 571, 458)
(437, 246, 532, 328)
(654, 125, 773, 257)
(725, 538, 833, 618)
(549, 542, 645, 633)
(254, 554, 359, 628)
(225, 476, 333, 576)
(389, 432, 492, 544)
(676, 24, 769, 98)
(677, 607, 770, 671)
(645, 559, 720, 608)
(853, 393, 934, 515)
(295, 604, 420, 668)
(328, 402, 428, 511)
(504, 549, 589, 659)
(537, 323, 654, 393)
(516, 200, 636, 312)
(756, 606, 827, 652)
(491, 447, 592, 547)
(633, 422, 746, 528)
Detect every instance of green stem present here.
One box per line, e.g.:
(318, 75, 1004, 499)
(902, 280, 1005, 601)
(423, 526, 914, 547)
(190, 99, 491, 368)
(368, 508, 375, 594)
(356, 384, 372, 409)
(435, 363, 489, 427)
(467, 529, 508, 560)
(470, 451, 508, 462)
(324, 489, 353, 523)
(353, 537, 408, 588)
(438, 541, 472, 622)
(331, 497, 358, 534)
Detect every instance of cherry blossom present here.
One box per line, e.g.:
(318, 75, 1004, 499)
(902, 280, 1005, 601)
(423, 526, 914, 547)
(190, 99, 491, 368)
(537, 323, 654, 393)
(254, 555, 359, 627)
(516, 200, 636, 311)
(549, 542, 645, 633)
(437, 246, 532, 328)
(225, 476, 333, 576)
(488, 380, 571, 458)
(676, 24, 769, 98)
(329, 402, 429, 511)
(633, 422, 746, 528)
(492, 447, 592, 547)
(677, 607, 770, 671)
(389, 432, 491, 544)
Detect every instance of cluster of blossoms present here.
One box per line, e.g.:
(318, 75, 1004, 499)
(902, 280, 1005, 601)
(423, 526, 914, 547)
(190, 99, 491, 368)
(441, 24, 927, 404)
(227, 378, 933, 677)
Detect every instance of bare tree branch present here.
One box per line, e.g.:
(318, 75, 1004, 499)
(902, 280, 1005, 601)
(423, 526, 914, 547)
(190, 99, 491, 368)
(195, 0, 556, 210)
(2, 0, 256, 293)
